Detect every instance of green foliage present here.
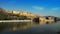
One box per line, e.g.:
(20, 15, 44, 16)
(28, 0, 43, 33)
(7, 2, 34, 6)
(0, 8, 31, 20)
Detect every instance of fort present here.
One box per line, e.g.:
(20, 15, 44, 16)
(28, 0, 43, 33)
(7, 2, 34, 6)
(0, 8, 57, 23)
(7, 10, 55, 23)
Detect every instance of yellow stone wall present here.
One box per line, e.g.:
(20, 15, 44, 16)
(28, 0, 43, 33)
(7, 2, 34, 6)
(8, 10, 37, 18)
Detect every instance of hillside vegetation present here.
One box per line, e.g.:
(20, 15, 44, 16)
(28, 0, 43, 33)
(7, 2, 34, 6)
(0, 8, 31, 20)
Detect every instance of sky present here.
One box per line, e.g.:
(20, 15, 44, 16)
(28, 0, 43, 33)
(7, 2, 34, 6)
(0, 0, 60, 17)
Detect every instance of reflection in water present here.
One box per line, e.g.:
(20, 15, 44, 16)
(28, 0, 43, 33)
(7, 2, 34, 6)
(0, 21, 60, 34)
(0, 22, 39, 31)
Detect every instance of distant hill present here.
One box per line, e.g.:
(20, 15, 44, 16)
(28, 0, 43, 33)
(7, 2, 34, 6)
(0, 8, 31, 20)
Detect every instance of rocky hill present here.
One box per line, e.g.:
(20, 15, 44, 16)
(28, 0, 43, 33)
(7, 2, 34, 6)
(0, 8, 31, 20)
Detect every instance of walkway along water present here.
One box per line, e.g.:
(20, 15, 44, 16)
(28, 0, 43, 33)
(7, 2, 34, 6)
(0, 20, 32, 23)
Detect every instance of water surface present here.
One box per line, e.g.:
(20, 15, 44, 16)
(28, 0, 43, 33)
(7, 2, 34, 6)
(0, 21, 60, 34)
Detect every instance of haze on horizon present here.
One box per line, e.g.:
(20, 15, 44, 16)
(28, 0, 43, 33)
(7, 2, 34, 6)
(0, 0, 60, 17)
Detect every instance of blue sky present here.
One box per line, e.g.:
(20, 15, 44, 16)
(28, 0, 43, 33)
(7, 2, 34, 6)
(0, 0, 60, 17)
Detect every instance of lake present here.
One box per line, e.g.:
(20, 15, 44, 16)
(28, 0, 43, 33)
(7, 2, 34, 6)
(0, 21, 60, 34)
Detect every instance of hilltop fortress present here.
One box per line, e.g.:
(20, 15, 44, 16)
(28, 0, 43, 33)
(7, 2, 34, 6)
(7, 10, 55, 23)
(7, 10, 38, 18)
(0, 8, 57, 23)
